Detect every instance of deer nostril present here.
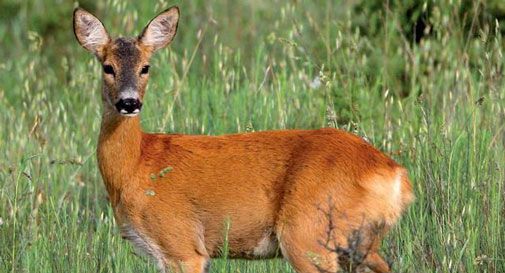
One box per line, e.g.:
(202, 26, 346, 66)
(115, 98, 142, 115)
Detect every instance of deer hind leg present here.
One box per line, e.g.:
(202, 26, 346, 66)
(350, 232, 391, 273)
(358, 252, 390, 273)
(279, 230, 390, 273)
(278, 233, 340, 273)
(276, 205, 392, 273)
(276, 217, 340, 273)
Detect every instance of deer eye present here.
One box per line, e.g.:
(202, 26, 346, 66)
(103, 65, 115, 76)
(140, 65, 150, 75)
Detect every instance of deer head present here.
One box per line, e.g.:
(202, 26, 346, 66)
(73, 7, 179, 116)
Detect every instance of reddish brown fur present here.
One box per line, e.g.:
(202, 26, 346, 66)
(75, 6, 414, 273)
(97, 116, 413, 272)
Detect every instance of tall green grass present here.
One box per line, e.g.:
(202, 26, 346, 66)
(1, 0, 504, 272)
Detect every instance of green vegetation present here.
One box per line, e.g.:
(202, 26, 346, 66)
(1, 0, 504, 272)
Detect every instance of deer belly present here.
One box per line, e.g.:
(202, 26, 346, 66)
(225, 228, 281, 259)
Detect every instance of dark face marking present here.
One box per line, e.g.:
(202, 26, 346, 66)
(101, 37, 152, 116)
(113, 38, 141, 92)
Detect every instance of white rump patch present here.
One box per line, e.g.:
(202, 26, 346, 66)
(365, 169, 407, 226)
(391, 172, 402, 208)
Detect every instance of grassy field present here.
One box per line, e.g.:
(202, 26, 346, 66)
(1, 0, 504, 272)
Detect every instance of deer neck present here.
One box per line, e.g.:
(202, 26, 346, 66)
(97, 108, 143, 202)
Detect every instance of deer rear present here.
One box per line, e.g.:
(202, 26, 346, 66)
(73, 6, 414, 273)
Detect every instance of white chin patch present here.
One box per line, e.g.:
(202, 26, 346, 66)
(121, 113, 139, 117)
(119, 109, 140, 117)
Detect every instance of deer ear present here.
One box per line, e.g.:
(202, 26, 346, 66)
(73, 8, 110, 57)
(139, 7, 179, 51)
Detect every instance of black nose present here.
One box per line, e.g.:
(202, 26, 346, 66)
(115, 98, 142, 114)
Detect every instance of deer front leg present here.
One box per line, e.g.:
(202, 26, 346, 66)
(162, 256, 210, 273)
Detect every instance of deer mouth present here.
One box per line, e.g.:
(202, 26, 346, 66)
(119, 108, 141, 117)
(115, 98, 142, 117)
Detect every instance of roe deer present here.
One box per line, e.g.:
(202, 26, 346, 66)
(73, 6, 414, 273)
